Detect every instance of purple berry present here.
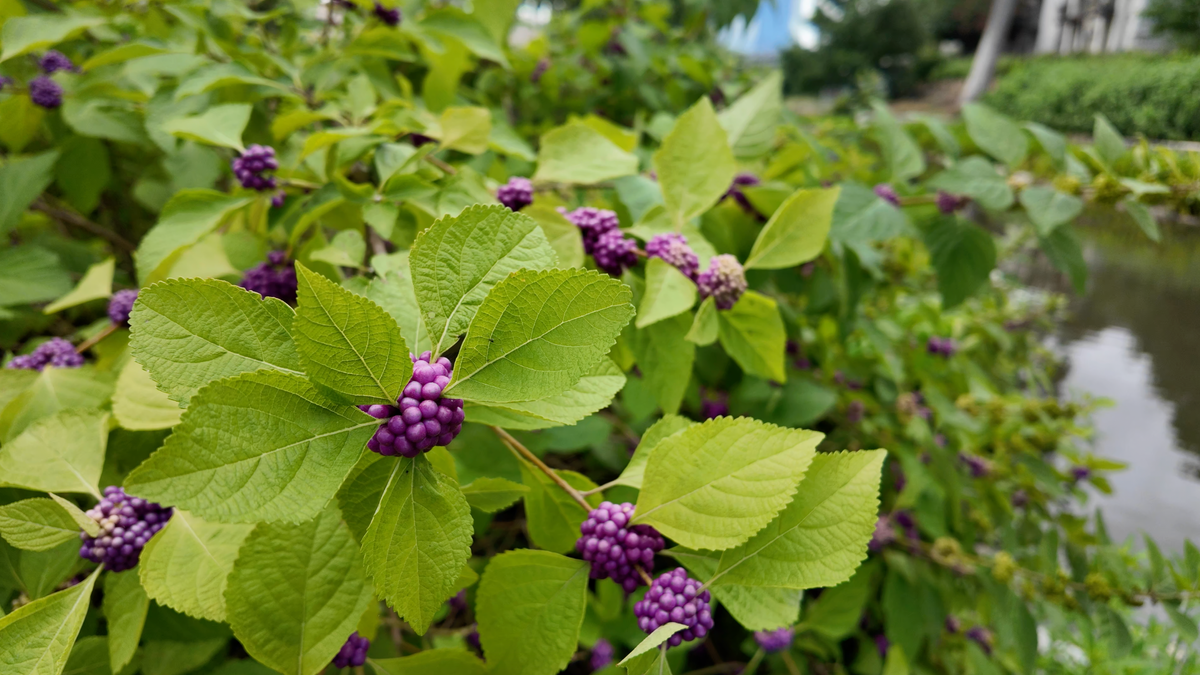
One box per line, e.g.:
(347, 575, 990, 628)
(700, 389, 728, 420)
(531, 58, 550, 83)
(6, 337, 83, 371)
(576, 501, 665, 593)
(965, 626, 994, 655)
(875, 634, 890, 656)
(874, 183, 901, 207)
(868, 515, 895, 552)
(753, 626, 794, 653)
(231, 145, 279, 192)
(1070, 465, 1092, 483)
(331, 632, 370, 668)
(591, 229, 638, 277)
(29, 75, 62, 109)
(39, 50, 75, 74)
(723, 173, 760, 213)
(79, 486, 172, 572)
(945, 615, 961, 634)
(496, 177, 533, 211)
(107, 289, 138, 326)
(372, 2, 401, 26)
(633, 568, 713, 646)
(696, 254, 747, 310)
(361, 352, 464, 458)
(936, 190, 968, 215)
(645, 233, 699, 280)
(959, 453, 992, 478)
(559, 206, 620, 256)
(590, 638, 614, 671)
(240, 252, 297, 304)
(271, 191, 286, 208)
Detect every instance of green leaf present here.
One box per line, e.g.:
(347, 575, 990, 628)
(103, 568, 149, 674)
(0, 96, 46, 154)
(0, 410, 107, 498)
(410, 204, 557, 356)
(129, 278, 303, 405)
(0, 152, 59, 236)
(653, 97, 736, 227)
(520, 462, 599, 554)
(360, 456, 473, 635)
(61, 99, 146, 145)
(225, 506, 374, 675)
(633, 417, 823, 550)
(439, 107, 492, 154)
(745, 187, 838, 270)
(476, 550, 589, 675)
(43, 258, 115, 315)
(636, 259, 696, 328)
(881, 571, 923, 659)
(0, 568, 99, 675)
(709, 450, 885, 588)
(0, 14, 105, 61)
(962, 103, 1028, 167)
(667, 548, 800, 631)
(685, 297, 718, 346)
(717, 291, 787, 383)
(464, 358, 626, 430)
(927, 156, 1014, 211)
(0, 499, 81, 552)
(139, 511, 253, 623)
(525, 205, 585, 270)
(418, 7, 510, 68)
(161, 104, 251, 151)
(1122, 198, 1160, 242)
(461, 477, 530, 513)
(533, 123, 639, 185)
(0, 366, 114, 443)
(142, 638, 225, 675)
(615, 415, 696, 490)
(445, 268, 634, 404)
(0, 245, 71, 308)
(367, 650, 488, 675)
(47, 494, 99, 538)
(1038, 227, 1088, 295)
(293, 264, 412, 404)
(630, 312, 694, 415)
(366, 264, 431, 356)
(871, 102, 924, 181)
(112, 360, 183, 431)
(336, 453, 391, 543)
(135, 190, 253, 284)
(173, 63, 290, 100)
(924, 217, 996, 309)
(718, 71, 783, 160)
(619, 624, 687, 665)
(124, 370, 376, 524)
(1019, 186, 1083, 236)
(81, 42, 173, 70)
(800, 561, 875, 639)
(1024, 122, 1067, 167)
(1164, 602, 1199, 643)
(54, 136, 109, 215)
(1093, 114, 1127, 166)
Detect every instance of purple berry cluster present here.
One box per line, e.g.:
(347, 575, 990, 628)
(362, 352, 465, 457)
(723, 173, 760, 213)
(79, 486, 172, 572)
(107, 289, 138, 326)
(559, 206, 617, 251)
(240, 251, 298, 304)
(753, 626, 795, 653)
(29, 75, 62, 109)
(633, 568, 714, 646)
(926, 336, 956, 357)
(559, 206, 640, 276)
(590, 639, 614, 671)
(936, 190, 969, 215)
(965, 626, 994, 655)
(645, 233, 699, 280)
(372, 2, 401, 26)
(874, 183, 901, 207)
(6, 337, 83, 371)
(958, 452, 992, 478)
(332, 632, 370, 668)
(575, 502, 665, 593)
(700, 388, 729, 419)
(232, 145, 279, 191)
(496, 177, 533, 211)
(696, 254, 748, 310)
(39, 50, 75, 74)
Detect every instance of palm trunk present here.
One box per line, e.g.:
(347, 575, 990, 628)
(959, 0, 1020, 105)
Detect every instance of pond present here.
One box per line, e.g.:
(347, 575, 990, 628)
(1032, 211, 1200, 553)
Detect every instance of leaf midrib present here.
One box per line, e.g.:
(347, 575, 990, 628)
(303, 273, 394, 401)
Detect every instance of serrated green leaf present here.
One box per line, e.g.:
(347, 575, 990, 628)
(718, 72, 783, 160)
(615, 415, 696, 490)
(654, 97, 736, 227)
(103, 568, 149, 674)
(366, 260, 431, 355)
(112, 360, 183, 431)
(410, 204, 557, 356)
(139, 511, 253, 622)
(465, 358, 626, 430)
(623, 647, 672, 675)
(446, 268, 634, 404)
(745, 187, 838, 270)
(685, 297, 718, 346)
(162, 104, 251, 150)
(525, 205, 585, 270)
(520, 462, 600, 554)
(630, 311, 694, 415)
(0, 14, 105, 61)
(1019, 186, 1083, 236)
(129, 278, 303, 405)
(461, 477, 530, 512)
(225, 506, 373, 675)
(47, 495, 99, 538)
(666, 548, 801, 630)
(619, 624, 686, 665)
(1122, 198, 1160, 243)
(0, 243, 70, 307)
(927, 157, 1013, 212)
(124, 370, 375, 524)
(924, 217, 996, 309)
(633, 417, 822, 550)
(293, 264, 412, 404)
(135, 191, 253, 285)
(477, 550, 589, 675)
(710, 450, 884, 588)
(533, 123, 639, 185)
(0, 366, 114, 443)
(871, 102, 924, 181)
(0, 568, 98, 675)
(717, 291, 786, 383)
(637, 259, 696, 328)
(43, 259, 115, 315)
(0, 499, 81, 552)
(0, 409, 107, 498)
(367, 650, 488, 675)
(962, 103, 1028, 168)
(360, 456, 473, 634)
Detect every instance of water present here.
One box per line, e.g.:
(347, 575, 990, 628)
(1033, 212, 1200, 552)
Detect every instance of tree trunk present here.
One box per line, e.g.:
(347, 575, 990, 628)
(959, 0, 1020, 105)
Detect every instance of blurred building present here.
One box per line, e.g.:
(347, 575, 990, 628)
(1035, 0, 1168, 53)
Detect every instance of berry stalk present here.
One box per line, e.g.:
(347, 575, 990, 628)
(492, 426, 591, 512)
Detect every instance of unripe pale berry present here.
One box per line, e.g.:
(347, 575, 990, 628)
(696, 254, 747, 310)
(633, 568, 713, 646)
(645, 233, 699, 280)
(79, 486, 172, 572)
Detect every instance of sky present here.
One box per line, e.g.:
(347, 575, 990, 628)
(718, 0, 818, 55)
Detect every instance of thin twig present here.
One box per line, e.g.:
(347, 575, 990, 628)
(580, 479, 621, 497)
(424, 154, 458, 175)
(30, 198, 135, 252)
(75, 324, 118, 354)
(492, 426, 591, 511)
(781, 651, 802, 675)
(636, 565, 653, 586)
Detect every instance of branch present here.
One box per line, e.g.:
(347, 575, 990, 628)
(30, 198, 136, 252)
(492, 426, 591, 512)
(424, 154, 458, 176)
(580, 479, 620, 497)
(75, 324, 118, 355)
